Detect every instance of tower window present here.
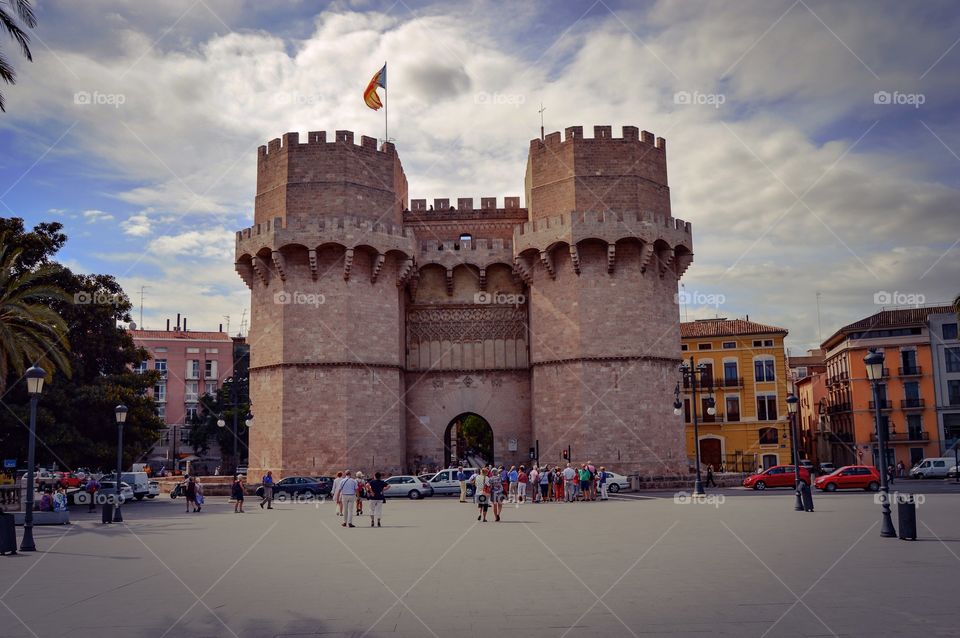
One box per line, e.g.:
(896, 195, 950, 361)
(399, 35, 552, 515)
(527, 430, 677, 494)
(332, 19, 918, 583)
(459, 233, 473, 242)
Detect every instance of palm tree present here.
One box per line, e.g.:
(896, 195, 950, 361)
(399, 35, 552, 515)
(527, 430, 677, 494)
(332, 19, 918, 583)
(0, 0, 37, 112)
(0, 235, 71, 395)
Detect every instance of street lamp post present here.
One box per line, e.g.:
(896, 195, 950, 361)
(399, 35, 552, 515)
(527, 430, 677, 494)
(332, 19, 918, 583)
(113, 405, 128, 523)
(954, 442, 959, 485)
(675, 357, 715, 496)
(787, 393, 803, 511)
(865, 348, 897, 538)
(20, 365, 46, 552)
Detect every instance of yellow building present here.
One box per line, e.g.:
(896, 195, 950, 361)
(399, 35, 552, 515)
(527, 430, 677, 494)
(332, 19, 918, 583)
(680, 318, 792, 472)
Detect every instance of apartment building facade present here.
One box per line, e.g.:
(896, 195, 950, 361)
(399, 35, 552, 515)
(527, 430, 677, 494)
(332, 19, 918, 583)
(680, 318, 792, 472)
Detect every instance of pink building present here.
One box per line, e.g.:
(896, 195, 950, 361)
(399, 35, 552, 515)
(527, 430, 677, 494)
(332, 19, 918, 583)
(130, 319, 238, 472)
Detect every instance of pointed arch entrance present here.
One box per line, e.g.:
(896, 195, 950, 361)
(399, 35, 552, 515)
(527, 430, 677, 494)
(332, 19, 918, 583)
(444, 413, 494, 468)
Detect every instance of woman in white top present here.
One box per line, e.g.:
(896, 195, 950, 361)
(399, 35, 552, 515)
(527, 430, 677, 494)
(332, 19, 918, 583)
(474, 467, 490, 522)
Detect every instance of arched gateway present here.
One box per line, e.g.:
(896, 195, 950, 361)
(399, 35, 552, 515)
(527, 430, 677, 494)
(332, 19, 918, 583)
(444, 413, 494, 468)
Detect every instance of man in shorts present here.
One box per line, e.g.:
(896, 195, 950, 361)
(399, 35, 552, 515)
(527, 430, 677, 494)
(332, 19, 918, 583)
(367, 472, 390, 527)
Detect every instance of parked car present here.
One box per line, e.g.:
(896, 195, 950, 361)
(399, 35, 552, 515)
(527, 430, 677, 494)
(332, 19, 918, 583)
(425, 468, 479, 497)
(255, 476, 332, 499)
(236, 466, 248, 477)
(102, 472, 152, 500)
(814, 465, 881, 492)
(817, 463, 836, 475)
(147, 481, 161, 498)
(603, 472, 630, 493)
(910, 458, 953, 479)
(743, 465, 811, 490)
(798, 460, 815, 472)
(383, 475, 434, 499)
(56, 472, 84, 489)
(87, 480, 135, 504)
(947, 465, 960, 479)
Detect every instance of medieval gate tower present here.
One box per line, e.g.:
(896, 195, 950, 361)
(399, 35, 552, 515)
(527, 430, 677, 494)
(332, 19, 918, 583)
(236, 125, 694, 480)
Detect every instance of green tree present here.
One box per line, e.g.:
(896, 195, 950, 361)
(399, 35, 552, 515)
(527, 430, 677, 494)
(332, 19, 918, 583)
(0, 0, 37, 112)
(0, 234, 72, 395)
(188, 380, 250, 468)
(0, 218, 163, 470)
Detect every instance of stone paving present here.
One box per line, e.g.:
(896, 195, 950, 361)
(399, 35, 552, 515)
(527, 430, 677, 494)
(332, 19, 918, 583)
(1, 490, 959, 637)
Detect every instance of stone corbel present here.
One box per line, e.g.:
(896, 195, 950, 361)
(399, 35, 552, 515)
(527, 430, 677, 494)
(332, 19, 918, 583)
(308, 248, 318, 280)
(569, 245, 581, 275)
(479, 267, 487, 291)
(658, 248, 674, 277)
(539, 250, 555, 279)
(343, 248, 354, 281)
(371, 254, 385, 283)
(446, 268, 454, 296)
(397, 258, 415, 286)
(607, 245, 616, 274)
(513, 259, 533, 285)
(639, 242, 654, 273)
(235, 261, 254, 289)
(271, 250, 287, 281)
(675, 252, 694, 278)
(251, 255, 270, 286)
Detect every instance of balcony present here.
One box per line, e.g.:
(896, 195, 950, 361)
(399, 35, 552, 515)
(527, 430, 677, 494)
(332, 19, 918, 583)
(898, 366, 923, 377)
(900, 398, 925, 409)
(826, 403, 851, 414)
(716, 377, 744, 389)
(868, 400, 893, 410)
(870, 431, 930, 443)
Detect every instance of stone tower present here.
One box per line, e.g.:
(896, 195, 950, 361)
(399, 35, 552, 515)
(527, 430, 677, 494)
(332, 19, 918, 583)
(235, 131, 415, 479)
(236, 124, 693, 480)
(517, 126, 693, 476)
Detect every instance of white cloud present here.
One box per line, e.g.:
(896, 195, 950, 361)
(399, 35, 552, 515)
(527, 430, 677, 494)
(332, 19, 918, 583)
(82, 209, 114, 223)
(120, 213, 152, 236)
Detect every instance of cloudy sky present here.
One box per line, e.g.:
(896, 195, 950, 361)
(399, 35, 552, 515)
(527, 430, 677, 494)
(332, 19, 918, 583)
(0, 0, 958, 352)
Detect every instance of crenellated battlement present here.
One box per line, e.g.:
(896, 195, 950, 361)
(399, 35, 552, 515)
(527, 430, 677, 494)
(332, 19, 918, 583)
(516, 210, 691, 237)
(257, 130, 396, 158)
(419, 237, 512, 253)
(236, 215, 412, 242)
(407, 197, 523, 213)
(530, 125, 667, 152)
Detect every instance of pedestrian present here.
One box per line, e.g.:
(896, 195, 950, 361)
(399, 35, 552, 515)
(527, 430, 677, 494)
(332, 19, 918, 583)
(367, 472, 390, 527)
(39, 489, 54, 512)
(84, 475, 99, 512)
(501, 466, 511, 502)
(897, 460, 905, 478)
(53, 485, 68, 512)
(706, 465, 717, 488)
(539, 466, 550, 502)
(185, 476, 198, 513)
(507, 466, 518, 503)
(517, 466, 527, 503)
(488, 465, 504, 521)
(555, 466, 565, 502)
(356, 472, 366, 516)
(195, 479, 204, 512)
(598, 466, 610, 500)
(333, 471, 344, 517)
(232, 474, 245, 513)
(336, 471, 359, 528)
(587, 461, 597, 500)
(456, 465, 467, 503)
(474, 467, 491, 522)
(578, 464, 591, 501)
(563, 463, 576, 502)
(260, 470, 274, 509)
(887, 464, 896, 485)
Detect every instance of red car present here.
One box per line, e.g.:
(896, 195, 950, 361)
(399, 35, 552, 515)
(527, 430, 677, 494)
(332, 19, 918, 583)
(58, 473, 84, 488)
(814, 465, 881, 492)
(742, 465, 811, 490)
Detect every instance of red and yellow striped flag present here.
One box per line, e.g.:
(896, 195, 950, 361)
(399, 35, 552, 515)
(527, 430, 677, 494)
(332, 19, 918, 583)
(364, 64, 386, 111)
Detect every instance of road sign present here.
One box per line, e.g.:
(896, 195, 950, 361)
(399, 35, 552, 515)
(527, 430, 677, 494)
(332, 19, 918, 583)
(3, 459, 15, 469)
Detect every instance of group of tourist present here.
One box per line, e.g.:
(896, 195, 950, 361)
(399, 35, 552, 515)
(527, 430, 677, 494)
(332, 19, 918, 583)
(465, 462, 612, 522)
(330, 470, 390, 528)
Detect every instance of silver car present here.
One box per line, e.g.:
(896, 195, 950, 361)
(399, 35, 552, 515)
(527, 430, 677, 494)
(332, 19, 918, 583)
(426, 468, 479, 497)
(383, 475, 434, 499)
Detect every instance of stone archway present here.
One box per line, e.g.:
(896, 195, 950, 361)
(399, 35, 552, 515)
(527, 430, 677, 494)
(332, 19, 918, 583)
(445, 413, 494, 468)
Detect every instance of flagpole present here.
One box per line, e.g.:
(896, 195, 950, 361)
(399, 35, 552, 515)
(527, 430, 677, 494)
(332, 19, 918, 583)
(383, 60, 390, 144)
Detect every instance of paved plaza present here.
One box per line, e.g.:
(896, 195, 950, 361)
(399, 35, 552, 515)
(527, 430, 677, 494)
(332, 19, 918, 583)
(2, 489, 959, 637)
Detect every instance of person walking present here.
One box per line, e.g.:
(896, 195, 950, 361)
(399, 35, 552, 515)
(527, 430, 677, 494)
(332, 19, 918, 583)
(367, 472, 389, 527)
(336, 471, 359, 528)
(333, 471, 344, 517)
(185, 476, 198, 513)
(84, 476, 99, 513)
(587, 461, 597, 500)
(456, 466, 467, 503)
(517, 466, 528, 503)
(488, 466, 504, 521)
(474, 467, 491, 522)
(355, 472, 366, 516)
(507, 466, 519, 503)
(706, 465, 717, 488)
(539, 466, 550, 502)
(897, 460, 905, 478)
(598, 466, 609, 500)
(194, 479, 204, 512)
(232, 474, 245, 513)
(260, 470, 274, 509)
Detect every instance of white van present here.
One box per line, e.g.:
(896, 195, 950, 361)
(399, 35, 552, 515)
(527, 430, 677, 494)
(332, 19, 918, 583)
(426, 468, 480, 496)
(910, 458, 952, 479)
(104, 471, 152, 499)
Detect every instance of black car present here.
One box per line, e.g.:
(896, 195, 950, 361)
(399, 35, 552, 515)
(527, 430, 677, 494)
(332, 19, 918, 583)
(255, 476, 332, 500)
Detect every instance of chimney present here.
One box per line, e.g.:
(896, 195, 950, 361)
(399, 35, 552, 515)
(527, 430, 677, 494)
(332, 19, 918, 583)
(176, 313, 181, 331)
(166, 318, 170, 331)
(219, 323, 223, 332)
(183, 317, 187, 331)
